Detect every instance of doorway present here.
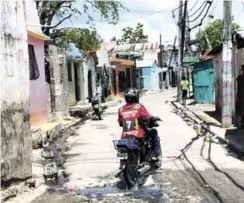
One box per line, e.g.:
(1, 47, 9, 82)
(88, 70, 93, 100)
(118, 71, 126, 92)
(74, 63, 81, 101)
(126, 68, 131, 88)
(112, 69, 117, 95)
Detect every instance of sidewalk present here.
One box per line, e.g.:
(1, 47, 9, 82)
(171, 99, 244, 154)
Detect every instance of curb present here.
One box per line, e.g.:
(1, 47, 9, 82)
(170, 100, 228, 145)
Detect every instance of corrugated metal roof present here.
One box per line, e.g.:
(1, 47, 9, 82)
(136, 59, 156, 68)
(114, 42, 159, 52)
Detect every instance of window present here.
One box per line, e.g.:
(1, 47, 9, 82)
(67, 62, 72, 81)
(28, 44, 40, 80)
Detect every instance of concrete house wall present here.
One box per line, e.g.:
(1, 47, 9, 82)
(26, 0, 48, 125)
(67, 61, 76, 107)
(28, 36, 47, 125)
(1, 0, 32, 182)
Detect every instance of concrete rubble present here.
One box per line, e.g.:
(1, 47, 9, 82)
(1, 99, 123, 202)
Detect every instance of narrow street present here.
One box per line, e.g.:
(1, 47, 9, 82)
(17, 91, 244, 203)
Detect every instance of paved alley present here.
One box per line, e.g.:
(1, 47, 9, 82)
(14, 90, 244, 203)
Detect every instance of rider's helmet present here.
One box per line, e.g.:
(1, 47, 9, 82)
(124, 88, 139, 104)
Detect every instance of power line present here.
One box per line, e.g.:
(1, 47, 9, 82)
(188, 1, 206, 18)
(118, 9, 170, 22)
(188, 1, 213, 31)
(189, 0, 199, 12)
(188, 1, 211, 23)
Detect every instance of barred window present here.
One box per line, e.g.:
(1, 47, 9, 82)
(28, 44, 40, 80)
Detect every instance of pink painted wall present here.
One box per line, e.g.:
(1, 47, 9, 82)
(28, 35, 47, 126)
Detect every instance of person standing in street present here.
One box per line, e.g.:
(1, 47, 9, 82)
(180, 76, 189, 106)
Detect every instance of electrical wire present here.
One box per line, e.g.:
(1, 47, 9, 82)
(188, 2, 210, 23)
(189, 0, 199, 12)
(188, 1, 213, 31)
(188, 1, 206, 18)
(118, 8, 170, 22)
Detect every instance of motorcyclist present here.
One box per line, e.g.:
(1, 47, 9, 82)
(117, 88, 161, 161)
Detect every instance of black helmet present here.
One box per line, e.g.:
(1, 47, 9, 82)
(124, 88, 139, 104)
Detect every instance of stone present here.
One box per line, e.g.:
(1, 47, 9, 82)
(25, 178, 36, 188)
(32, 128, 43, 149)
(46, 123, 62, 141)
(43, 162, 58, 178)
(1, 188, 18, 202)
(41, 149, 54, 159)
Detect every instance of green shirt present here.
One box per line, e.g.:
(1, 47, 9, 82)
(181, 80, 189, 90)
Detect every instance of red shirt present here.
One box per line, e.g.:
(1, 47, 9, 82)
(118, 103, 151, 138)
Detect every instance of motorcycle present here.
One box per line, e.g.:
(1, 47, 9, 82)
(87, 93, 107, 120)
(113, 116, 162, 188)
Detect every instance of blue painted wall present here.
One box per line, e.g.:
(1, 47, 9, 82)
(193, 59, 215, 104)
(141, 61, 159, 90)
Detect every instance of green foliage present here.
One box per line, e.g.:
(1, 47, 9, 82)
(52, 27, 103, 52)
(196, 19, 240, 51)
(119, 23, 148, 44)
(36, 0, 125, 36)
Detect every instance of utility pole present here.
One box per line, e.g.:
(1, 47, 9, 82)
(181, 0, 188, 72)
(177, 0, 183, 101)
(167, 36, 177, 88)
(222, 0, 232, 128)
(159, 34, 163, 91)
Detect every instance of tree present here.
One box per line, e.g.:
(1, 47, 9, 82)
(53, 27, 103, 52)
(196, 19, 240, 51)
(36, 1, 125, 37)
(119, 23, 148, 44)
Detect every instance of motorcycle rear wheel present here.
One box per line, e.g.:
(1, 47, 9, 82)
(122, 152, 148, 188)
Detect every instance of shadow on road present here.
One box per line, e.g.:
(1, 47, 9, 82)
(180, 150, 224, 203)
(207, 141, 244, 193)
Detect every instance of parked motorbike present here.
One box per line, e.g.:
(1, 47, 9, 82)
(87, 93, 107, 120)
(113, 116, 162, 188)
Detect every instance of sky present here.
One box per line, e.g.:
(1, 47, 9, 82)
(59, 0, 244, 46)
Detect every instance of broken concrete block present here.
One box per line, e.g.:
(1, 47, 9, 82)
(32, 128, 43, 149)
(1, 187, 18, 202)
(43, 162, 58, 179)
(46, 123, 62, 142)
(41, 149, 54, 159)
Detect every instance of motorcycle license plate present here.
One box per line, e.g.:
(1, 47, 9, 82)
(94, 104, 99, 108)
(117, 152, 128, 159)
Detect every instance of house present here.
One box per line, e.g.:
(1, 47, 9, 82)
(111, 42, 159, 62)
(192, 59, 215, 104)
(1, 0, 32, 183)
(26, 0, 49, 125)
(66, 43, 85, 106)
(96, 48, 114, 102)
(207, 31, 244, 124)
(136, 59, 160, 91)
(110, 58, 134, 98)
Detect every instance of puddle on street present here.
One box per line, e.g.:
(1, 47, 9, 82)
(48, 176, 170, 202)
